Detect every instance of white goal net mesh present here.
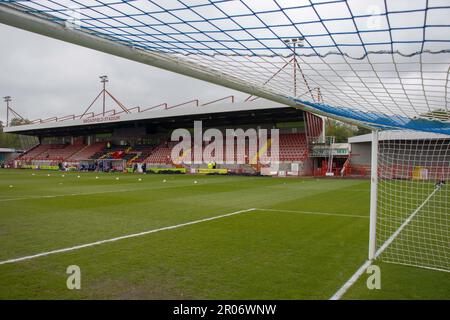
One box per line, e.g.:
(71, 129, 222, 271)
(0, 1, 449, 134)
(376, 131, 450, 272)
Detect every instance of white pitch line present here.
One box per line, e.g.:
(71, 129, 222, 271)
(0, 208, 256, 266)
(0, 187, 163, 202)
(255, 208, 368, 219)
(329, 259, 373, 300)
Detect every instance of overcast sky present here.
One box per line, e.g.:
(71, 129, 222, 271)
(0, 0, 446, 125)
(0, 23, 245, 123)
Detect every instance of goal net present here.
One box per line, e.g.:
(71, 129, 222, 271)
(375, 131, 450, 272)
(0, 1, 449, 136)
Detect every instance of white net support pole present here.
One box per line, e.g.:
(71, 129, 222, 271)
(368, 130, 379, 260)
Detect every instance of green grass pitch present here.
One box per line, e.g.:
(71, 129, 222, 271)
(0, 169, 448, 299)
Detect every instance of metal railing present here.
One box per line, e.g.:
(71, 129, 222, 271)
(11, 95, 237, 126)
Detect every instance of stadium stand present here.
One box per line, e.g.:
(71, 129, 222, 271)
(16, 132, 311, 168)
(137, 132, 309, 165)
(18, 143, 83, 161)
(129, 145, 155, 163)
(10, 95, 328, 175)
(37, 144, 85, 161)
(67, 142, 105, 161)
(17, 144, 50, 161)
(143, 141, 175, 165)
(279, 133, 308, 161)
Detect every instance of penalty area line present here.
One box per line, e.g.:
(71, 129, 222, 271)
(0, 208, 256, 266)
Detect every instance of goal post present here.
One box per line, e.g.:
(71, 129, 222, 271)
(369, 130, 450, 272)
(368, 130, 378, 261)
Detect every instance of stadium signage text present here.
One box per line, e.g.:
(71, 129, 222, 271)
(82, 115, 121, 124)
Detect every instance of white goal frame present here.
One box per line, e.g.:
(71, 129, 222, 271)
(368, 130, 449, 272)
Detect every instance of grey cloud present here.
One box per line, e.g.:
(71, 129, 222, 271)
(0, 23, 246, 122)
